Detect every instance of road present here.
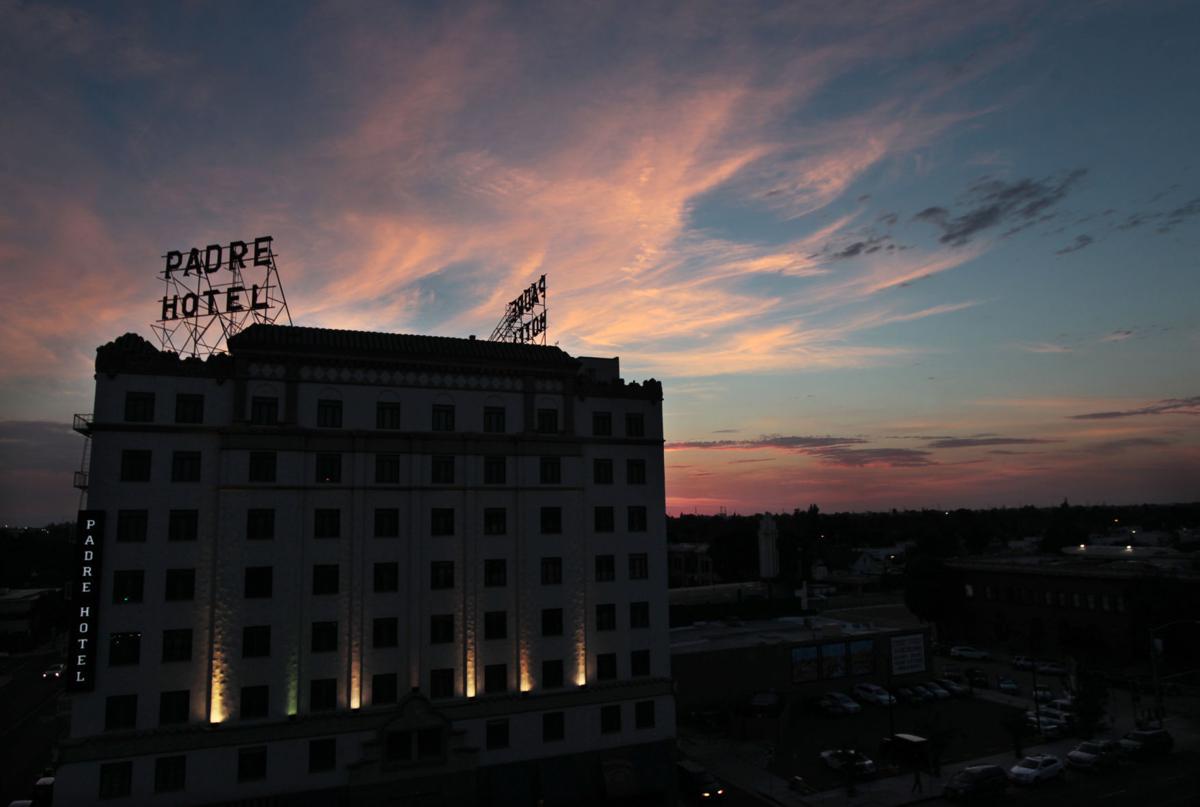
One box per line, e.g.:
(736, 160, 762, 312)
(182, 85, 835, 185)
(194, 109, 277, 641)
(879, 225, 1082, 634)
(0, 647, 66, 805)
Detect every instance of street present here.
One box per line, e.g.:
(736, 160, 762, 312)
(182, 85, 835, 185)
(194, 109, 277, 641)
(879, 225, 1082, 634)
(0, 647, 66, 805)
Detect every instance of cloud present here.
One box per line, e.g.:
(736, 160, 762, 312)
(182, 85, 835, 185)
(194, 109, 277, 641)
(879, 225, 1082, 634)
(1082, 437, 1172, 454)
(666, 435, 866, 451)
(1055, 234, 1093, 254)
(927, 436, 1060, 449)
(1069, 396, 1200, 420)
(665, 433, 934, 468)
(1101, 329, 1135, 342)
(1015, 342, 1073, 354)
(914, 169, 1086, 246)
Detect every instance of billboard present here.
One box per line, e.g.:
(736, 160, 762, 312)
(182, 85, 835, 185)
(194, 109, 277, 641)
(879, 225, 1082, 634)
(890, 634, 927, 676)
(821, 643, 847, 678)
(791, 645, 819, 682)
(849, 639, 876, 675)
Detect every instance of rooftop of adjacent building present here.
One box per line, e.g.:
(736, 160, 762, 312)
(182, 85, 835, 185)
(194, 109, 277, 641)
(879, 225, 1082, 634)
(669, 613, 924, 656)
(946, 550, 1200, 580)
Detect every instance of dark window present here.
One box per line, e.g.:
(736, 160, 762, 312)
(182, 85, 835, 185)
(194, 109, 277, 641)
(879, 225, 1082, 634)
(376, 453, 401, 483)
(431, 508, 455, 536)
(105, 694, 137, 731)
(373, 617, 399, 648)
(237, 746, 267, 782)
(242, 626, 270, 658)
(594, 506, 615, 533)
(246, 508, 274, 540)
(250, 396, 279, 425)
(541, 608, 563, 637)
(312, 564, 339, 595)
(484, 663, 507, 694)
(161, 628, 192, 663)
(376, 401, 402, 429)
(108, 632, 141, 666)
(432, 404, 455, 432)
(430, 614, 454, 644)
(431, 455, 455, 484)
(536, 408, 558, 434)
(241, 685, 269, 720)
(600, 704, 621, 733)
(629, 553, 649, 580)
(596, 604, 616, 632)
(171, 451, 201, 482)
(99, 760, 133, 799)
(315, 453, 341, 483)
(541, 507, 562, 534)
(485, 719, 509, 750)
(154, 755, 186, 794)
(124, 391, 155, 423)
(541, 556, 562, 585)
(310, 678, 337, 711)
(417, 727, 441, 759)
(483, 406, 506, 433)
(592, 411, 612, 436)
(540, 456, 561, 484)
(625, 413, 645, 437)
(309, 738, 336, 773)
(159, 690, 190, 725)
(483, 507, 507, 535)
(373, 673, 397, 705)
(386, 730, 413, 762)
(316, 399, 342, 428)
(593, 458, 613, 484)
(175, 393, 204, 424)
(626, 458, 647, 484)
(430, 561, 454, 589)
(168, 509, 199, 542)
(630, 601, 650, 629)
(164, 568, 195, 601)
(248, 451, 276, 482)
(627, 506, 648, 532)
(244, 566, 273, 598)
(542, 659, 564, 689)
(374, 508, 400, 538)
(314, 508, 341, 539)
(484, 559, 507, 587)
(311, 621, 338, 653)
(631, 649, 651, 677)
(595, 555, 615, 582)
(116, 510, 147, 542)
(635, 700, 656, 729)
(112, 570, 144, 604)
(483, 455, 506, 484)
(374, 562, 399, 593)
(120, 449, 151, 482)
(543, 711, 565, 742)
(430, 668, 454, 699)
(484, 610, 507, 640)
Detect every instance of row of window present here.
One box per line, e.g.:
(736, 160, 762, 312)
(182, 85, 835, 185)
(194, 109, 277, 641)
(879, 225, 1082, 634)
(968, 583, 1127, 612)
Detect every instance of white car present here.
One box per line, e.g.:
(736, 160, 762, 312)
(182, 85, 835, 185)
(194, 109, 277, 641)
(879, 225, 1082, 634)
(852, 683, 896, 705)
(1008, 754, 1064, 785)
(827, 692, 862, 714)
(820, 749, 876, 776)
(923, 682, 952, 700)
(950, 646, 990, 659)
(1024, 715, 1064, 738)
(1066, 740, 1121, 770)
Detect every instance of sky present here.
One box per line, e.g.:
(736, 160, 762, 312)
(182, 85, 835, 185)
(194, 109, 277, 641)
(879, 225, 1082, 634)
(1, 0, 1198, 524)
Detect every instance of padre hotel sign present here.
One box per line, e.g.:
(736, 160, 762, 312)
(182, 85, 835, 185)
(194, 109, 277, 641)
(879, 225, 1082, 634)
(67, 512, 105, 691)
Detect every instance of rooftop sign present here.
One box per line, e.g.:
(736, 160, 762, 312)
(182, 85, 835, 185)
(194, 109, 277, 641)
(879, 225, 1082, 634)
(489, 274, 548, 345)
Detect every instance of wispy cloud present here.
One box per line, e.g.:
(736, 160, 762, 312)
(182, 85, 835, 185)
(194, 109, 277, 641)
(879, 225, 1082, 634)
(927, 436, 1060, 449)
(1069, 396, 1200, 420)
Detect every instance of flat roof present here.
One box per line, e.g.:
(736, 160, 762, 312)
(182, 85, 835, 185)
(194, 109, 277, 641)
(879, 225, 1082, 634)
(669, 616, 925, 656)
(946, 554, 1199, 580)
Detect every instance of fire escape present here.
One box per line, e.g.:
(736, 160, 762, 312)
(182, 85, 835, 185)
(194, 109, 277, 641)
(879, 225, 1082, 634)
(72, 413, 93, 509)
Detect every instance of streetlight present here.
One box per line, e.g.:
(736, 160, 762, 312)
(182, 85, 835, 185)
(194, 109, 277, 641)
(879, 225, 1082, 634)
(1149, 620, 1200, 723)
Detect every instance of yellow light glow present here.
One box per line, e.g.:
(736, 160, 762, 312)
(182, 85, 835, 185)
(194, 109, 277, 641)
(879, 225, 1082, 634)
(209, 647, 227, 723)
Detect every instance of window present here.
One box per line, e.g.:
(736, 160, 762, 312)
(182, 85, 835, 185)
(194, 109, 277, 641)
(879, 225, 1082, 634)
(542, 659, 564, 689)
(159, 690, 190, 725)
(594, 506, 615, 533)
(387, 731, 413, 762)
(154, 755, 186, 794)
(312, 564, 339, 595)
(631, 649, 650, 677)
(600, 704, 621, 733)
(430, 614, 454, 644)
(431, 508, 455, 536)
(543, 711, 565, 742)
(484, 507, 507, 535)
(376, 453, 401, 483)
(248, 451, 276, 482)
(432, 404, 455, 432)
(164, 568, 195, 601)
(314, 508, 341, 539)
(483, 455, 506, 484)
(625, 413, 645, 437)
(250, 396, 278, 425)
(541, 507, 562, 534)
(309, 738, 336, 773)
(542, 608, 563, 637)
(175, 393, 203, 424)
(541, 556, 562, 585)
(630, 601, 650, 629)
(483, 406, 506, 433)
(540, 456, 561, 484)
(99, 760, 133, 799)
(430, 668, 454, 699)
(109, 632, 141, 666)
(112, 570, 144, 604)
(310, 679, 337, 711)
(593, 458, 613, 484)
(316, 399, 342, 428)
(116, 510, 147, 543)
(592, 411, 612, 436)
(484, 610, 507, 640)
(373, 617, 399, 648)
(485, 719, 509, 750)
(377, 401, 402, 429)
(626, 458, 646, 484)
(315, 453, 341, 483)
(635, 700, 656, 729)
(373, 673, 398, 705)
(171, 451, 201, 482)
(484, 663, 507, 694)
(375, 508, 400, 538)
(242, 626, 270, 658)
(417, 727, 441, 759)
(105, 694, 137, 731)
(536, 408, 558, 434)
(431, 561, 454, 589)
(124, 391, 155, 422)
(120, 449, 151, 481)
(167, 510, 199, 542)
(627, 506, 648, 532)
(237, 746, 267, 782)
(484, 559, 507, 587)
(246, 508, 274, 540)
(629, 553, 649, 580)
(374, 562, 399, 593)
(311, 622, 338, 653)
(431, 455, 455, 484)
(244, 566, 273, 598)
(596, 604, 616, 632)
(162, 628, 192, 663)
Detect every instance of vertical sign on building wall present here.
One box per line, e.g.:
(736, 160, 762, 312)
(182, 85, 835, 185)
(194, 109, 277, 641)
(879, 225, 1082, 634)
(890, 634, 926, 677)
(67, 511, 105, 691)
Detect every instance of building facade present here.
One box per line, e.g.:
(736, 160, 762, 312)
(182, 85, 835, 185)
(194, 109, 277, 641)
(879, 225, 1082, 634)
(56, 326, 673, 805)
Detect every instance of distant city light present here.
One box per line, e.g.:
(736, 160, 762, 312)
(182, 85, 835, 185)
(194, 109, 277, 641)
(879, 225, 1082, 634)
(1079, 544, 1086, 549)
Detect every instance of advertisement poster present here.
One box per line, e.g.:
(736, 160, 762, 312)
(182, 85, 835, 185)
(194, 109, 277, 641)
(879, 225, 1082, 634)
(849, 639, 875, 675)
(791, 645, 819, 682)
(890, 634, 926, 676)
(821, 643, 847, 678)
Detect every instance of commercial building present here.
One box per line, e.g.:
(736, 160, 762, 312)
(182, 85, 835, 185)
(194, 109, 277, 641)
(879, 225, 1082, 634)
(56, 325, 672, 805)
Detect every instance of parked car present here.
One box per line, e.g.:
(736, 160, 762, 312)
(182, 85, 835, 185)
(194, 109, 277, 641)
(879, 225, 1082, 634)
(1039, 707, 1074, 726)
(1066, 740, 1121, 770)
(41, 663, 65, 680)
(941, 667, 964, 683)
(1024, 715, 1065, 738)
(828, 692, 863, 714)
(853, 683, 896, 706)
(934, 678, 969, 697)
(1033, 686, 1054, 703)
(895, 687, 918, 703)
(677, 761, 727, 802)
(1119, 729, 1174, 759)
(924, 681, 952, 700)
(997, 675, 1020, 694)
(808, 696, 849, 717)
(950, 646, 990, 659)
(910, 685, 936, 702)
(944, 764, 1008, 800)
(965, 667, 990, 688)
(1036, 660, 1068, 676)
(1008, 755, 1064, 785)
(820, 749, 876, 777)
(1011, 655, 1034, 670)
